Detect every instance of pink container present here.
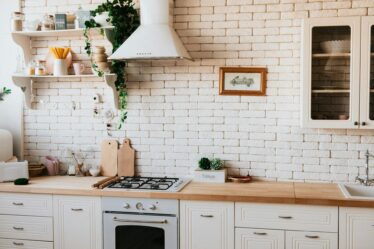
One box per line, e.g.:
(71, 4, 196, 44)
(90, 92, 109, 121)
(42, 156, 60, 176)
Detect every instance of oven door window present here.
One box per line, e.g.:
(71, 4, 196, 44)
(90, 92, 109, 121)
(116, 225, 165, 249)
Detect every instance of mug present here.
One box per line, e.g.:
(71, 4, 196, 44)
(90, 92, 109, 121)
(73, 63, 85, 75)
(53, 59, 68, 76)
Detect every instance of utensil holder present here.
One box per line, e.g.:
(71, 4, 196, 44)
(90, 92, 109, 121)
(53, 59, 68, 76)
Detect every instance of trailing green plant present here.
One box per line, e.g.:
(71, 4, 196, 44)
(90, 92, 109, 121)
(84, 0, 140, 129)
(0, 87, 11, 101)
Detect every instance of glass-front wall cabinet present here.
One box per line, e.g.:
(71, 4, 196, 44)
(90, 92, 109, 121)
(360, 17, 374, 129)
(302, 17, 360, 129)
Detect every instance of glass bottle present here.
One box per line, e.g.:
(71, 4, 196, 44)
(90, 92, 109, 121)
(41, 14, 55, 31)
(10, 12, 24, 32)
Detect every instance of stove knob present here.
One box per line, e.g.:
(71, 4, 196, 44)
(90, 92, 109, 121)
(148, 204, 157, 210)
(136, 202, 144, 210)
(123, 203, 130, 209)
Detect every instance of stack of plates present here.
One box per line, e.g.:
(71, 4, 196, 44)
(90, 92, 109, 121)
(320, 40, 350, 53)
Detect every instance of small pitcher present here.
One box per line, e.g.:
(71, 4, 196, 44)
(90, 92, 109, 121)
(53, 59, 68, 76)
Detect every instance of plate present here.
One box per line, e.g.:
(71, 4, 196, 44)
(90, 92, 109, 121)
(45, 51, 73, 75)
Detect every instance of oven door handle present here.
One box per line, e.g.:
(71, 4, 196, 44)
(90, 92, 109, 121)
(113, 217, 168, 224)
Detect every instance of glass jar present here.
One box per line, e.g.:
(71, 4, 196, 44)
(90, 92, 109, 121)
(26, 60, 36, 76)
(35, 60, 46, 76)
(41, 14, 55, 31)
(10, 12, 24, 32)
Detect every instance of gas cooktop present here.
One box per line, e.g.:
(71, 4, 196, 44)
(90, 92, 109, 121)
(106, 176, 191, 192)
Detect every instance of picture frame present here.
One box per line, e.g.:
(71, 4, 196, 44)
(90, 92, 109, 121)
(219, 67, 267, 96)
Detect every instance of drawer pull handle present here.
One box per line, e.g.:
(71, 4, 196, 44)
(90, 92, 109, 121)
(253, 232, 267, 236)
(305, 235, 320, 239)
(200, 214, 214, 218)
(13, 227, 24, 231)
(71, 208, 83, 211)
(13, 242, 24, 246)
(278, 216, 293, 219)
(12, 202, 24, 206)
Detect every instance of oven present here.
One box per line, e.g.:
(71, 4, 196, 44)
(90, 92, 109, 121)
(103, 197, 179, 249)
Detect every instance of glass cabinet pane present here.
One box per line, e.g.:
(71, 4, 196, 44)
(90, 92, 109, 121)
(311, 26, 351, 120)
(369, 25, 374, 120)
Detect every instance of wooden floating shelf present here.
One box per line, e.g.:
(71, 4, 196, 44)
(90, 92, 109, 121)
(11, 27, 114, 37)
(12, 74, 99, 79)
(12, 74, 119, 110)
(312, 89, 350, 93)
(312, 53, 351, 58)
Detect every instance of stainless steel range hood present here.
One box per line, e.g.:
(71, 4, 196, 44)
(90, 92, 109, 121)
(109, 0, 192, 61)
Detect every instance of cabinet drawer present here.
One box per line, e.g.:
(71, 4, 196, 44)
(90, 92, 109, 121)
(286, 231, 338, 249)
(0, 215, 53, 241)
(235, 228, 285, 249)
(235, 203, 338, 232)
(0, 238, 53, 249)
(0, 193, 52, 216)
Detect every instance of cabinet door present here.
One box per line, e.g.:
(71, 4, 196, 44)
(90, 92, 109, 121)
(235, 228, 284, 249)
(180, 200, 234, 249)
(53, 196, 102, 249)
(360, 17, 374, 128)
(302, 17, 361, 129)
(339, 207, 374, 249)
(286, 231, 337, 249)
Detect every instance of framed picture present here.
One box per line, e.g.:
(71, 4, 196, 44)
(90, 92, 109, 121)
(219, 67, 267, 96)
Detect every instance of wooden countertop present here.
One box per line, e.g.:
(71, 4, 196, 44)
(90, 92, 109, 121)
(0, 176, 373, 208)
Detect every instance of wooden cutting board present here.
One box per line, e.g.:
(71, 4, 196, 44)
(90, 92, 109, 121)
(100, 139, 118, 177)
(117, 139, 135, 177)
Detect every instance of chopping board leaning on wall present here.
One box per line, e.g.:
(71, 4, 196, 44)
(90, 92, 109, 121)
(117, 139, 135, 177)
(100, 140, 119, 177)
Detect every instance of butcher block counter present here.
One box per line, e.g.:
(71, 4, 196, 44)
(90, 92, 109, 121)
(0, 176, 373, 207)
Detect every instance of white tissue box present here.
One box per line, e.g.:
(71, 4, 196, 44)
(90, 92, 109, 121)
(194, 168, 227, 183)
(0, 161, 29, 182)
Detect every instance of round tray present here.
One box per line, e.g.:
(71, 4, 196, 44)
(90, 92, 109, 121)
(228, 175, 252, 183)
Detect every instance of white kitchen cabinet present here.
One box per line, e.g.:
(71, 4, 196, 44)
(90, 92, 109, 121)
(359, 17, 374, 128)
(235, 228, 284, 249)
(302, 17, 361, 129)
(286, 231, 337, 249)
(180, 200, 234, 249)
(53, 195, 102, 249)
(301, 17, 374, 129)
(339, 207, 374, 249)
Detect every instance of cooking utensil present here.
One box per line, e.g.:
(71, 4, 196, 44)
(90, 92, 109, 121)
(92, 176, 118, 188)
(117, 139, 135, 177)
(101, 140, 118, 177)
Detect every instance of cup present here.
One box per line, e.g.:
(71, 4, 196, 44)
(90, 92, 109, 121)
(53, 59, 68, 76)
(73, 63, 85, 75)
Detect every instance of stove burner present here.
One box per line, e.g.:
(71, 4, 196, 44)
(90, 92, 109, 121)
(107, 177, 180, 191)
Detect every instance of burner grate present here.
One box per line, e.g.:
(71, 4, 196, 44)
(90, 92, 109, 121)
(107, 177, 180, 191)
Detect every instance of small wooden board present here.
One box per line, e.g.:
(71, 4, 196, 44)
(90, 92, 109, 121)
(100, 140, 118, 177)
(117, 139, 135, 177)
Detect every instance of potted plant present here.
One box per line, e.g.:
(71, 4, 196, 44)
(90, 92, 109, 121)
(84, 0, 140, 129)
(195, 158, 227, 183)
(0, 87, 11, 101)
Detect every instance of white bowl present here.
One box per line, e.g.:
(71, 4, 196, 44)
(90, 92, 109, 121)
(320, 40, 351, 53)
(94, 12, 111, 27)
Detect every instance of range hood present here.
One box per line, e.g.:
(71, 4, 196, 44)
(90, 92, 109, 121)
(109, 0, 192, 61)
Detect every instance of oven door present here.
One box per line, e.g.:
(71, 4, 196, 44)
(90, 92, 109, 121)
(104, 212, 178, 249)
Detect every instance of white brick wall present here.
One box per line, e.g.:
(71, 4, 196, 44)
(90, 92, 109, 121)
(20, 0, 374, 182)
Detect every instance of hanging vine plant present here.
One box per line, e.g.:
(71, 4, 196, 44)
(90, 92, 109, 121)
(84, 0, 140, 129)
(0, 87, 11, 101)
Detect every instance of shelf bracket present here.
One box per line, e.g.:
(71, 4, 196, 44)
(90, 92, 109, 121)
(12, 76, 33, 109)
(12, 33, 31, 64)
(104, 74, 119, 110)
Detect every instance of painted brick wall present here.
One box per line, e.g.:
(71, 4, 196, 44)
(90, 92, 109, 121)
(20, 0, 374, 182)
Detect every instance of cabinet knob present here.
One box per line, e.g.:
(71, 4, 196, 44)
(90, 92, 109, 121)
(305, 235, 320, 239)
(362, 122, 367, 126)
(278, 216, 293, 219)
(13, 242, 24, 246)
(200, 214, 214, 218)
(354, 121, 359, 126)
(253, 232, 267, 236)
(71, 208, 83, 211)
